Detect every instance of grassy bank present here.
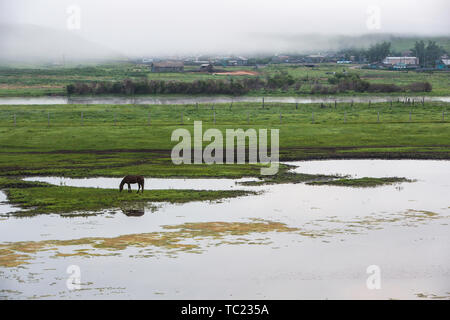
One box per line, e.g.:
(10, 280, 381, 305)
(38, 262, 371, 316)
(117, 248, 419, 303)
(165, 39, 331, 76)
(0, 178, 255, 216)
(306, 177, 414, 187)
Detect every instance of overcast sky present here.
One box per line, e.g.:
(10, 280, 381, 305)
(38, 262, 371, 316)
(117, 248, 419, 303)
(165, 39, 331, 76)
(1, 0, 449, 56)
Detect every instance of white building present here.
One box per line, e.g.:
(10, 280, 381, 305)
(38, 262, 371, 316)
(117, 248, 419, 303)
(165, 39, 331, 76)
(383, 57, 419, 65)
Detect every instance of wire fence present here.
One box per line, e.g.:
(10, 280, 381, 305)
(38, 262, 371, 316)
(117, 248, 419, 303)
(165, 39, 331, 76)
(0, 102, 448, 127)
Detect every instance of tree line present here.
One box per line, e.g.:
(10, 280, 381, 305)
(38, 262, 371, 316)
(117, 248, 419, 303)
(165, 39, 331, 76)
(339, 40, 446, 67)
(66, 73, 297, 96)
(411, 40, 446, 68)
(315, 73, 432, 94)
(67, 72, 432, 96)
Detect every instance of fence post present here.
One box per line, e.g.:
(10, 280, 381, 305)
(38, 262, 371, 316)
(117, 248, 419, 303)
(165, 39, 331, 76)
(312, 112, 314, 124)
(409, 111, 412, 122)
(369, 100, 371, 107)
(422, 97, 425, 106)
(196, 102, 198, 110)
(262, 97, 265, 109)
(377, 112, 380, 122)
(334, 100, 337, 109)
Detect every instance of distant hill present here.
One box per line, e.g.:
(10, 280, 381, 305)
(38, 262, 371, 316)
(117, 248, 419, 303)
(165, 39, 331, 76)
(258, 33, 450, 54)
(387, 35, 450, 53)
(0, 24, 125, 64)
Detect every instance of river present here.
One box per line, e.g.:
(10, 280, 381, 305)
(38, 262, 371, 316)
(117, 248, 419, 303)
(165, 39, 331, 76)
(0, 96, 449, 105)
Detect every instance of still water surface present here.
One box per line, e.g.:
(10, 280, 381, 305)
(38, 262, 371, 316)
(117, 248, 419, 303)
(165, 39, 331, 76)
(0, 96, 449, 105)
(0, 160, 449, 299)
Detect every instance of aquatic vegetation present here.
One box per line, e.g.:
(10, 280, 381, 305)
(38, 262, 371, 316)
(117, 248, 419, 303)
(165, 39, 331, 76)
(306, 176, 414, 187)
(0, 220, 300, 268)
(307, 209, 445, 236)
(415, 292, 450, 300)
(238, 170, 341, 186)
(1, 209, 447, 269)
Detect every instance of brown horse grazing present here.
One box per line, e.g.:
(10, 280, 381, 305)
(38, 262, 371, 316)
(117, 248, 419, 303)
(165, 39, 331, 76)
(119, 175, 144, 193)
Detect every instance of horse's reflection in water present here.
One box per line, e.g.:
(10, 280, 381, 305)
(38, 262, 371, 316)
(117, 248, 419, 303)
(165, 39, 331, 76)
(122, 208, 145, 217)
(122, 202, 146, 217)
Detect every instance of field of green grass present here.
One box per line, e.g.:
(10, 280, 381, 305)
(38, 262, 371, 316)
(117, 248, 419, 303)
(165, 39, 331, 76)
(0, 177, 254, 216)
(0, 100, 448, 215)
(260, 64, 450, 96)
(0, 64, 255, 97)
(1, 63, 449, 97)
(0, 101, 448, 179)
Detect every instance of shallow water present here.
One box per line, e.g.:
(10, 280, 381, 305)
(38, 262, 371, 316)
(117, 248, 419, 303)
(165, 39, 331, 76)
(0, 95, 449, 105)
(23, 177, 258, 191)
(0, 192, 20, 215)
(0, 160, 449, 299)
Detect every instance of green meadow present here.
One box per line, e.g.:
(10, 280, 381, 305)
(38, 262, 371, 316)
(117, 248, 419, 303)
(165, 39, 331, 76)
(0, 101, 448, 215)
(0, 101, 448, 178)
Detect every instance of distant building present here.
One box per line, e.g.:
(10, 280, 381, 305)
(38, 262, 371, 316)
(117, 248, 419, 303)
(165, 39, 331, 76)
(272, 55, 290, 63)
(306, 54, 325, 63)
(436, 59, 450, 70)
(383, 57, 419, 66)
(236, 56, 248, 66)
(142, 58, 153, 64)
(151, 61, 184, 72)
(190, 60, 210, 65)
(200, 63, 214, 72)
(219, 56, 248, 66)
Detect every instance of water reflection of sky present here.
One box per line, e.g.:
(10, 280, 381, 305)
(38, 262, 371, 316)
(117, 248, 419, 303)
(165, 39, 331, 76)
(0, 160, 449, 299)
(1, 96, 449, 105)
(1, 160, 449, 243)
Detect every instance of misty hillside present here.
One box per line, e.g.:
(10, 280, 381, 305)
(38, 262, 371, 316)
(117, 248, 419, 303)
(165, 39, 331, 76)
(256, 33, 450, 54)
(1, 24, 448, 61)
(0, 24, 125, 64)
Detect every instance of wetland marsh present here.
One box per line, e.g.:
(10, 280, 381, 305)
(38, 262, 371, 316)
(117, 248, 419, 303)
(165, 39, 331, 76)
(0, 160, 449, 299)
